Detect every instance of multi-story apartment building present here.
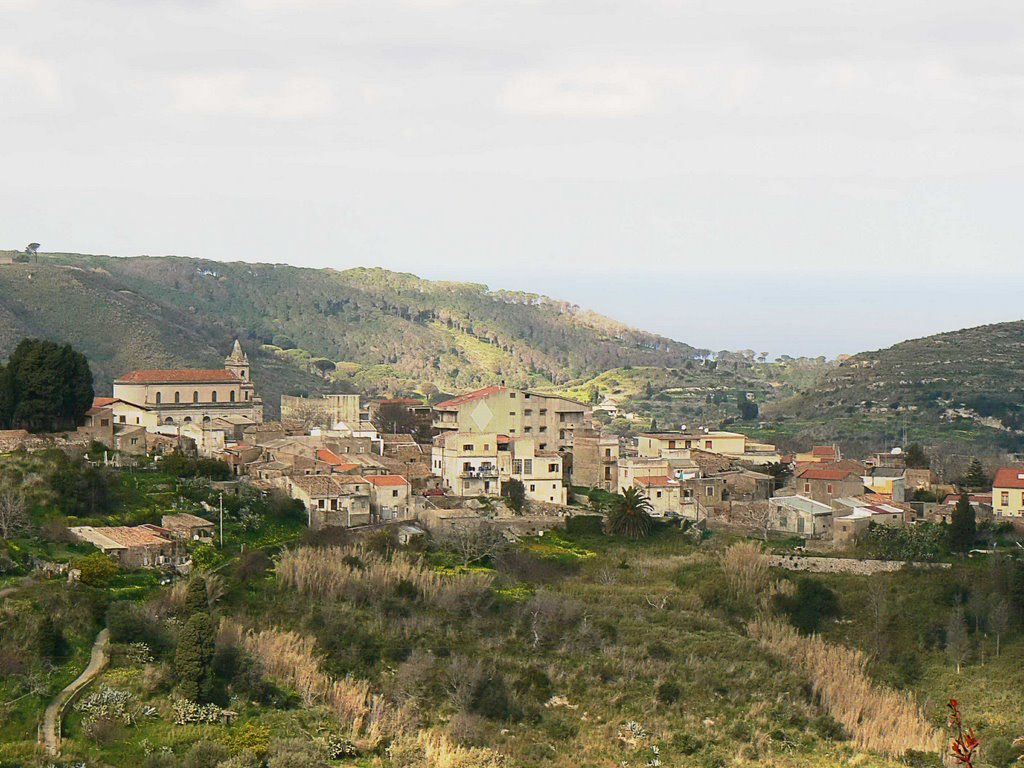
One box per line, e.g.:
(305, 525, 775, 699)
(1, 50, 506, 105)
(431, 431, 566, 504)
(433, 386, 590, 453)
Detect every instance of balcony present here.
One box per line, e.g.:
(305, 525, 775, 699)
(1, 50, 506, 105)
(460, 468, 499, 479)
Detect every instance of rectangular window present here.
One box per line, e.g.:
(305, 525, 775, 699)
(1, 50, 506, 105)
(392, 490, 399, 497)
(529, 484, 536, 492)
(523, 459, 533, 474)
(509, 393, 516, 398)
(604, 448, 611, 457)
(539, 426, 547, 433)
(463, 444, 473, 451)
(705, 486, 713, 496)
(804, 483, 811, 493)
(524, 409, 532, 416)
(827, 484, 833, 494)
(1002, 491, 1009, 505)
(539, 409, 547, 416)
(539, 443, 547, 450)
(549, 463, 558, 472)
(656, 491, 662, 498)
(513, 459, 523, 474)
(524, 426, 532, 433)
(705, 440, 712, 449)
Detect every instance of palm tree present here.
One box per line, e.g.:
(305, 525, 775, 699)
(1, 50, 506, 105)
(606, 487, 654, 540)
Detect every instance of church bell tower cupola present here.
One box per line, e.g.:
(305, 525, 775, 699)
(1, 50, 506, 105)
(225, 339, 250, 381)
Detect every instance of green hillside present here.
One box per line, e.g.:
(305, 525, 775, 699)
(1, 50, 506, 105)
(764, 321, 1024, 455)
(0, 251, 713, 414)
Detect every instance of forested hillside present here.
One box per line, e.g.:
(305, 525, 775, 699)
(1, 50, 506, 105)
(0, 252, 705, 411)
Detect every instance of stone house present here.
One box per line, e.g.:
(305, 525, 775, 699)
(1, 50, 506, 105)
(287, 474, 371, 529)
(161, 513, 215, 543)
(69, 525, 186, 569)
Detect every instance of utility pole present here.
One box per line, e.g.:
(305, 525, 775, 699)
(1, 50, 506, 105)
(219, 492, 224, 549)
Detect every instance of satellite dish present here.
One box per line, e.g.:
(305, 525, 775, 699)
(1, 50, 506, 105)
(891, 447, 903, 455)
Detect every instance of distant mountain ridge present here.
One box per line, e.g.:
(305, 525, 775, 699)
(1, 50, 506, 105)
(0, 250, 705, 412)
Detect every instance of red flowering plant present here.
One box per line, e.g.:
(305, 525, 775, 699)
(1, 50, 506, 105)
(947, 698, 980, 768)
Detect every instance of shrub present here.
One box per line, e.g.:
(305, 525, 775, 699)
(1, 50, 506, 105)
(224, 722, 271, 757)
(469, 670, 515, 721)
(565, 515, 603, 536)
(775, 578, 840, 634)
(75, 552, 119, 587)
(107, 602, 167, 653)
(182, 741, 231, 768)
(656, 680, 681, 704)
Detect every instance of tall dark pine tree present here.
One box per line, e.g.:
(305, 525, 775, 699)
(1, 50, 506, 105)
(962, 459, 989, 489)
(948, 494, 977, 554)
(0, 338, 94, 432)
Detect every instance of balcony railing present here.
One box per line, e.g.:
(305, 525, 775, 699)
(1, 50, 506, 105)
(460, 468, 499, 479)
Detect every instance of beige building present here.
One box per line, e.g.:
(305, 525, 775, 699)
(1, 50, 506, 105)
(161, 513, 215, 543)
(769, 495, 833, 539)
(112, 341, 263, 430)
(637, 431, 780, 465)
(287, 474, 371, 529)
(572, 427, 620, 491)
(365, 475, 413, 522)
(433, 386, 590, 453)
(630, 475, 689, 518)
(992, 468, 1024, 517)
(431, 431, 567, 504)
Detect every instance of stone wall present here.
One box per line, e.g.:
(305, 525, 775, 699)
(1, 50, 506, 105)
(767, 554, 951, 575)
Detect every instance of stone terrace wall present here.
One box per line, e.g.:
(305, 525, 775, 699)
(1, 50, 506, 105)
(767, 554, 951, 575)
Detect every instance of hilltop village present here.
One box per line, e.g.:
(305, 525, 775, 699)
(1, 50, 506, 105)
(22, 340, 1017, 572)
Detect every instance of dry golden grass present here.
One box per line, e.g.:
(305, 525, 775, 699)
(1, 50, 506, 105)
(222, 621, 411, 749)
(722, 540, 770, 596)
(749, 618, 943, 757)
(387, 730, 505, 768)
(276, 545, 492, 603)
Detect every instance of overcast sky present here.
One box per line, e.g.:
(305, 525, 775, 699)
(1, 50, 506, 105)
(3, 0, 1023, 357)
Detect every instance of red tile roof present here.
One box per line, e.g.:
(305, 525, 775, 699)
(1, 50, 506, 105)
(93, 397, 118, 407)
(375, 398, 423, 405)
(811, 446, 837, 457)
(993, 467, 1024, 489)
(434, 385, 508, 408)
(365, 474, 410, 486)
(317, 448, 346, 465)
(115, 369, 239, 384)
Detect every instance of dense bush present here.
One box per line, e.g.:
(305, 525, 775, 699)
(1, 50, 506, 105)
(161, 451, 233, 480)
(775, 578, 840, 634)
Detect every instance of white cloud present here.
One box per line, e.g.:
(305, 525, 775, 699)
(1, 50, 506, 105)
(167, 72, 335, 119)
(499, 66, 661, 116)
(0, 47, 61, 105)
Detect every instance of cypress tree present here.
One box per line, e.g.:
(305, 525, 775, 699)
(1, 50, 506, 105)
(948, 494, 977, 554)
(183, 577, 208, 615)
(175, 612, 216, 702)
